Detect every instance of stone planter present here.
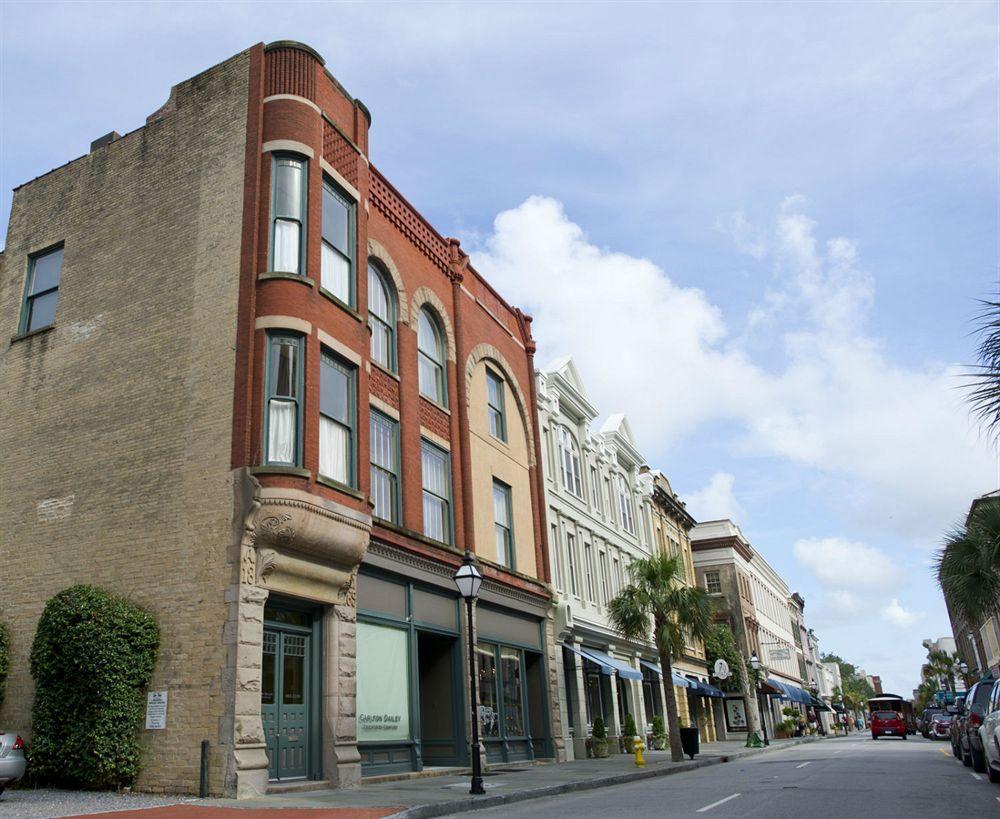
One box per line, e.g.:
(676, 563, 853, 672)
(592, 737, 609, 758)
(653, 734, 667, 750)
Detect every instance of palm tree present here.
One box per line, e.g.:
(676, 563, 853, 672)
(922, 649, 959, 693)
(607, 552, 714, 762)
(965, 299, 1000, 441)
(936, 499, 1000, 627)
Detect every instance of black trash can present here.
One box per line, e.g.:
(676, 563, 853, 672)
(679, 726, 700, 759)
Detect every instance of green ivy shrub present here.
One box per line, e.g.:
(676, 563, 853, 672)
(0, 621, 10, 708)
(29, 585, 159, 789)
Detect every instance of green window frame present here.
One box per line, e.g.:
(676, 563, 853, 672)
(270, 155, 307, 275)
(19, 244, 64, 335)
(486, 368, 507, 442)
(321, 177, 356, 305)
(417, 308, 447, 406)
(493, 479, 514, 570)
(319, 350, 356, 487)
(264, 332, 304, 466)
(421, 439, 451, 544)
(368, 261, 396, 371)
(369, 409, 400, 523)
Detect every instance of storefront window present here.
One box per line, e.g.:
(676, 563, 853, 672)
(585, 664, 604, 724)
(501, 648, 525, 737)
(357, 622, 411, 741)
(478, 643, 500, 737)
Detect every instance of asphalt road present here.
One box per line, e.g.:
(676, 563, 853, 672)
(447, 735, 1000, 818)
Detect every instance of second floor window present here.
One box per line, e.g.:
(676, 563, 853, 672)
(567, 533, 578, 596)
(322, 179, 354, 303)
(370, 410, 399, 522)
(705, 571, 722, 594)
(264, 333, 302, 465)
(271, 156, 306, 275)
(418, 308, 446, 405)
(617, 474, 635, 534)
(421, 440, 451, 543)
(493, 480, 514, 569)
(319, 351, 355, 486)
(486, 368, 507, 441)
(368, 262, 396, 370)
(557, 426, 583, 498)
(21, 245, 63, 334)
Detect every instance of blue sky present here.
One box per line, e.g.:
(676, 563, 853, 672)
(2, 1, 997, 694)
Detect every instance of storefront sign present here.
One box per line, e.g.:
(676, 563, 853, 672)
(725, 698, 748, 732)
(145, 690, 168, 729)
(357, 622, 410, 742)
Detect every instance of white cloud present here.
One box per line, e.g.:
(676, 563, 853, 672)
(792, 537, 893, 590)
(881, 598, 924, 628)
(715, 211, 767, 260)
(684, 473, 742, 522)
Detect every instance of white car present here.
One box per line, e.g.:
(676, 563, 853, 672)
(981, 679, 1000, 784)
(0, 731, 26, 795)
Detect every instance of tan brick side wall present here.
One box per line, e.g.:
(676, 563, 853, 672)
(0, 51, 251, 794)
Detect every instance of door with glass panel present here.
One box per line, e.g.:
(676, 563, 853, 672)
(477, 642, 532, 762)
(262, 626, 311, 780)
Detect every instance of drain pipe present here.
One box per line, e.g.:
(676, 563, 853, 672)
(199, 740, 209, 797)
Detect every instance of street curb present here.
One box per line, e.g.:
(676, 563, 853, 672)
(387, 736, 824, 818)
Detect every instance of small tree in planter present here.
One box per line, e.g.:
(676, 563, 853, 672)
(591, 716, 609, 758)
(651, 715, 667, 750)
(620, 713, 638, 752)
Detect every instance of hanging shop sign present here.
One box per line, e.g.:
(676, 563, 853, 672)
(357, 622, 410, 741)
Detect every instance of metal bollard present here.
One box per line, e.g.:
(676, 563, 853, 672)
(633, 736, 645, 767)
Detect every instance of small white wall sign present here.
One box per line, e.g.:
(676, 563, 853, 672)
(145, 690, 168, 730)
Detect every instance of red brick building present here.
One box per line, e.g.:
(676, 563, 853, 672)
(0, 40, 562, 797)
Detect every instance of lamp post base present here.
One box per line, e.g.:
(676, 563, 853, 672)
(745, 732, 765, 749)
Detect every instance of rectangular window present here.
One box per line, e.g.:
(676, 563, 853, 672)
(604, 477, 614, 520)
(500, 647, 525, 737)
(486, 369, 507, 442)
(567, 533, 578, 596)
(271, 156, 306, 275)
(421, 440, 451, 543)
(21, 245, 63, 334)
(319, 351, 355, 485)
(493, 479, 514, 569)
(590, 466, 599, 509)
(477, 644, 500, 737)
(617, 475, 636, 534)
(706, 571, 722, 594)
(550, 524, 562, 590)
(321, 178, 355, 303)
(613, 557, 622, 596)
(264, 334, 302, 465)
(369, 410, 399, 522)
(584, 542, 595, 602)
(599, 550, 610, 605)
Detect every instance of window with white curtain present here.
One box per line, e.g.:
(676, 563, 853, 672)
(319, 351, 354, 485)
(493, 479, 514, 569)
(321, 178, 354, 303)
(617, 473, 636, 534)
(421, 440, 451, 543)
(265, 333, 302, 465)
(369, 410, 398, 522)
(418, 308, 446, 404)
(368, 261, 395, 370)
(271, 156, 306, 275)
(557, 426, 583, 498)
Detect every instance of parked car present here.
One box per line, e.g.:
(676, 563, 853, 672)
(921, 707, 946, 738)
(980, 679, 1000, 784)
(0, 731, 26, 795)
(951, 703, 965, 758)
(958, 679, 994, 773)
(929, 712, 951, 739)
(871, 710, 907, 740)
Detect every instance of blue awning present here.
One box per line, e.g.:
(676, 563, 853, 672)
(564, 644, 642, 680)
(639, 659, 695, 688)
(640, 659, 661, 676)
(686, 676, 725, 698)
(766, 678, 812, 704)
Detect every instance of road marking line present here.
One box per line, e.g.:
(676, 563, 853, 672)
(796, 761, 811, 768)
(833, 750, 842, 754)
(938, 748, 949, 755)
(971, 773, 983, 780)
(697, 793, 741, 813)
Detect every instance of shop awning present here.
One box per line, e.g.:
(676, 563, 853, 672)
(765, 678, 812, 704)
(810, 695, 831, 712)
(686, 677, 725, 698)
(639, 659, 694, 688)
(565, 644, 642, 680)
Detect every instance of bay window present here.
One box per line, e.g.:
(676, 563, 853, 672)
(264, 333, 302, 465)
(319, 351, 355, 486)
(270, 156, 306, 275)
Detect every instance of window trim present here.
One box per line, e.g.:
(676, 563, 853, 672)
(369, 408, 401, 523)
(417, 307, 448, 407)
(318, 348, 357, 488)
(263, 332, 305, 467)
(321, 175, 357, 307)
(367, 260, 397, 373)
(617, 473, 636, 534)
(567, 532, 579, 597)
(557, 425, 583, 498)
(19, 243, 64, 336)
(705, 570, 722, 595)
(492, 478, 515, 570)
(486, 367, 508, 442)
(268, 153, 308, 276)
(420, 438, 452, 544)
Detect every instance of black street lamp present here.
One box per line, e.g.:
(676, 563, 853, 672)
(750, 653, 769, 746)
(454, 551, 486, 795)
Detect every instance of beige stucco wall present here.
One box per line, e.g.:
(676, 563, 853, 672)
(0, 50, 251, 794)
(468, 362, 536, 577)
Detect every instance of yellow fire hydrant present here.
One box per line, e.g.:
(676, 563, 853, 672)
(633, 737, 645, 767)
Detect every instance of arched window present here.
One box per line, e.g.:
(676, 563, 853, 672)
(368, 261, 396, 371)
(617, 473, 636, 534)
(557, 426, 582, 498)
(418, 307, 446, 404)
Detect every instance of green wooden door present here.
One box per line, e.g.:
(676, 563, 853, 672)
(262, 628, 311, 780)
